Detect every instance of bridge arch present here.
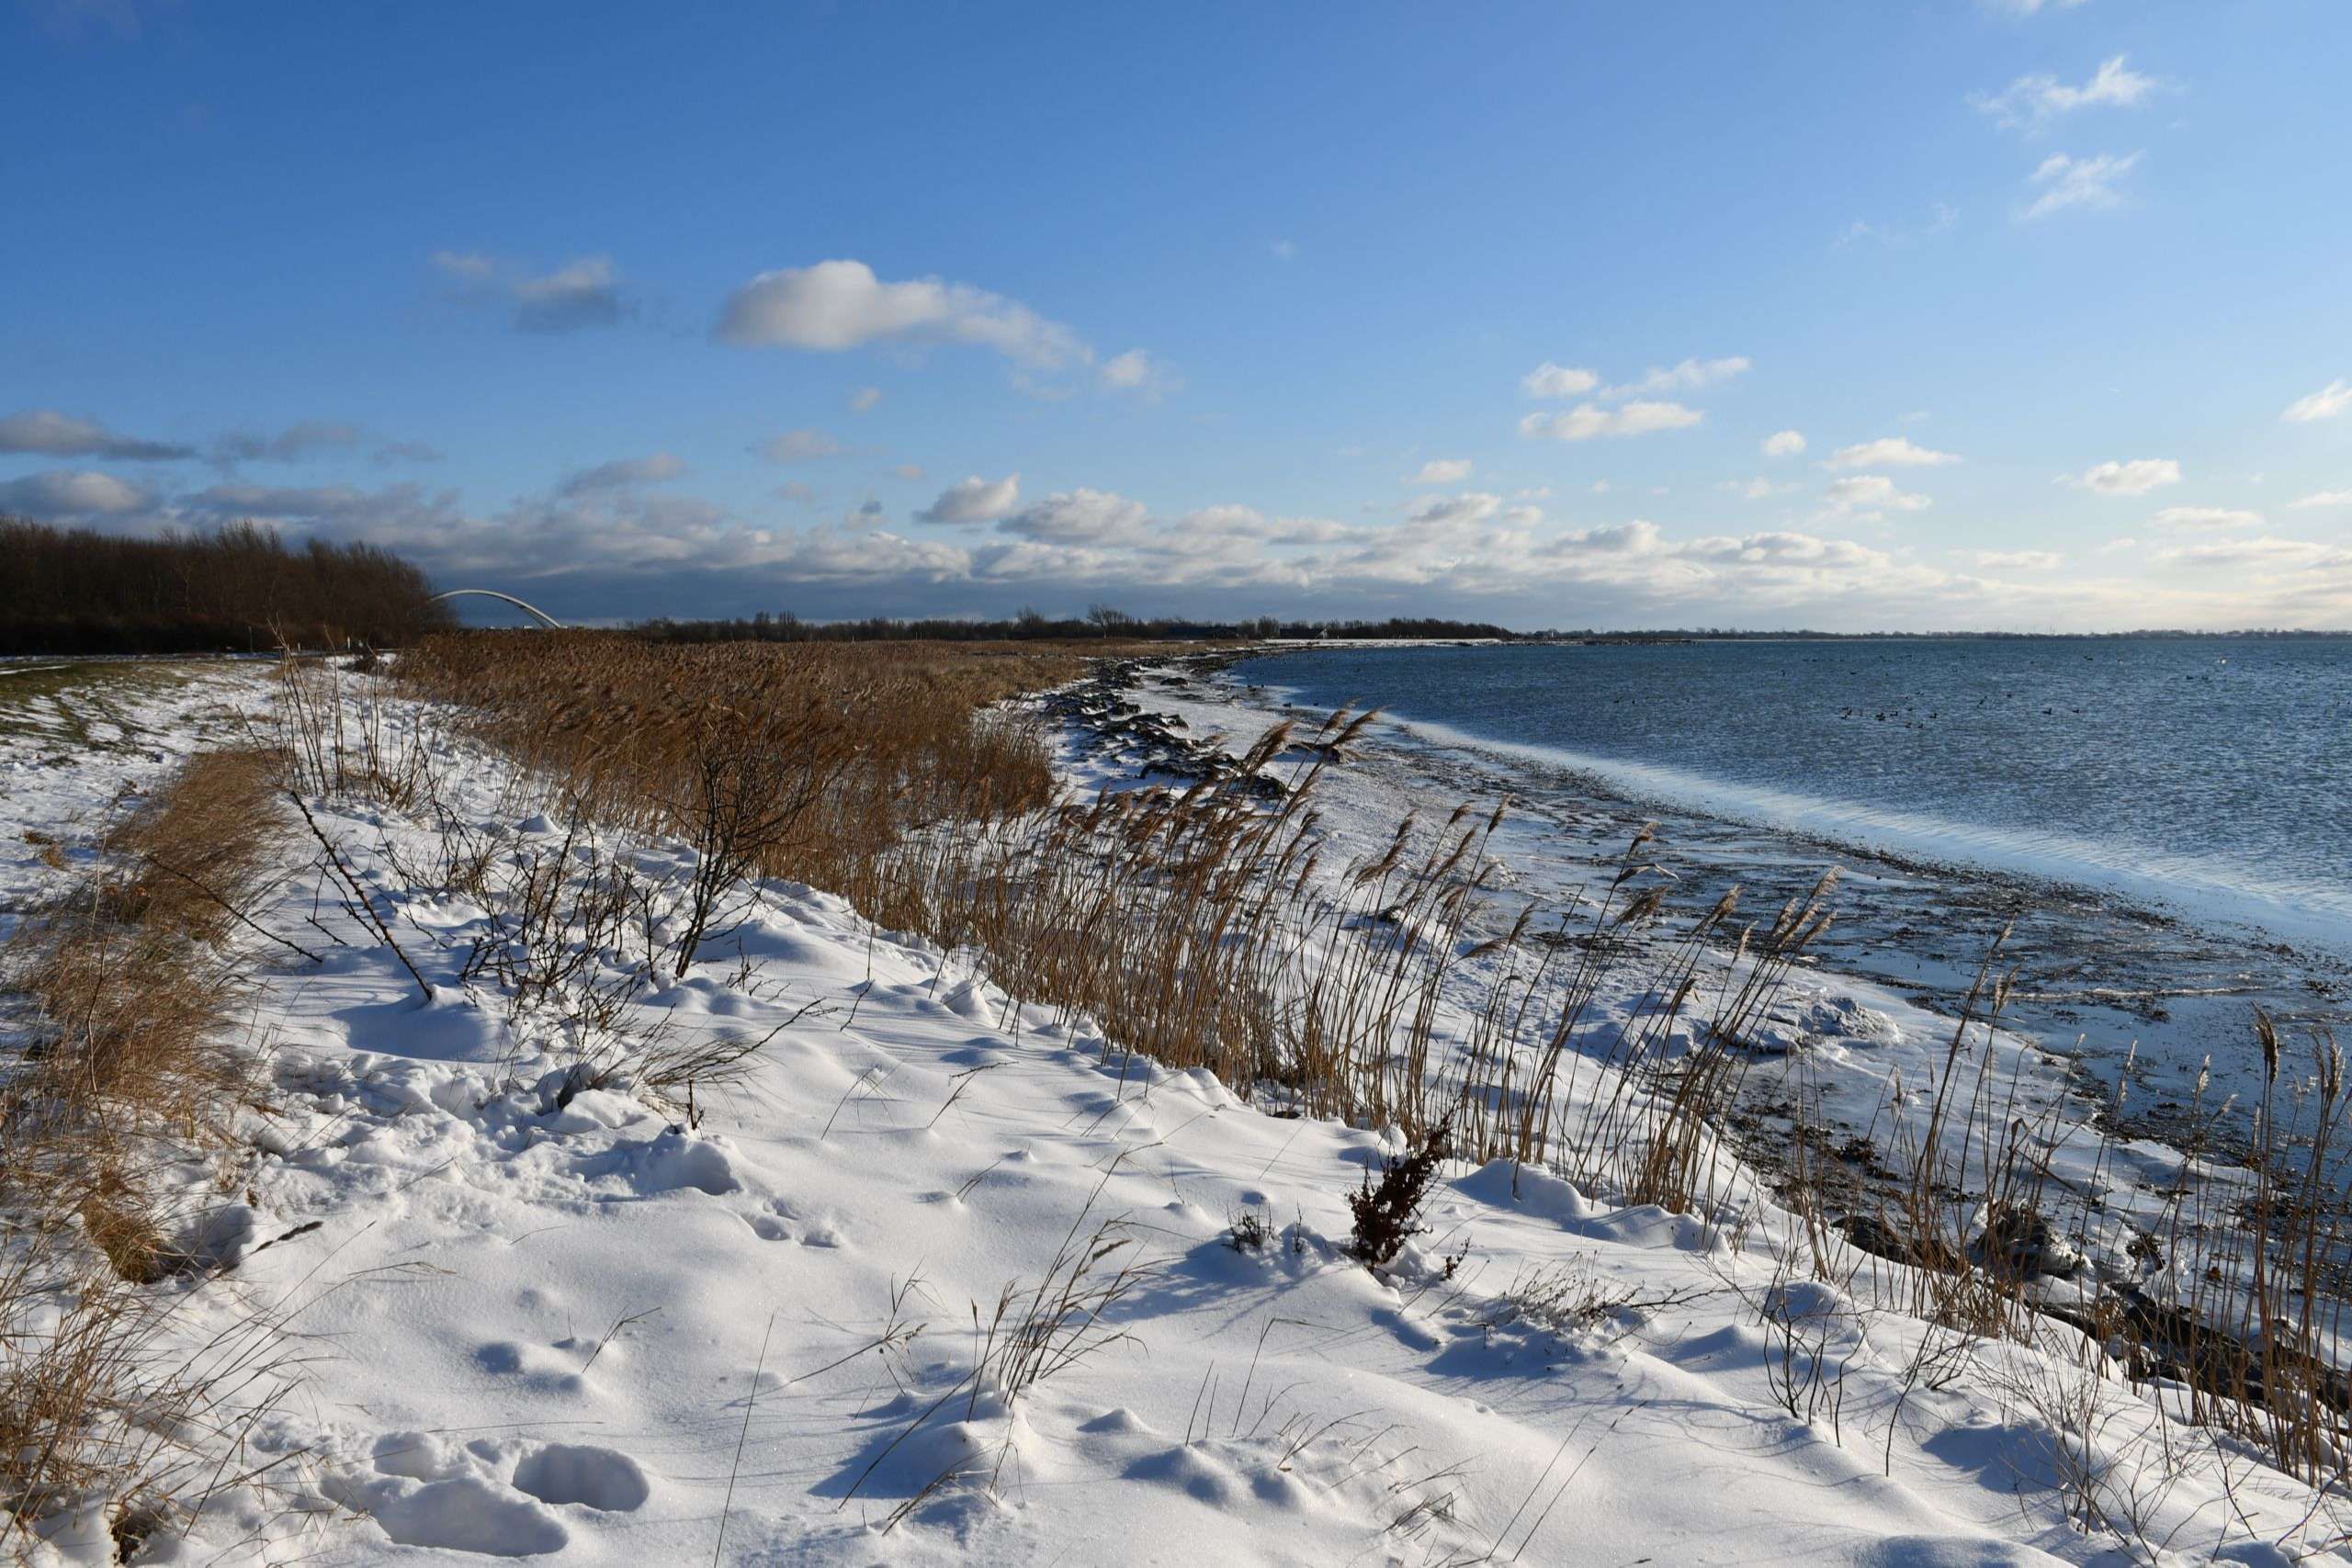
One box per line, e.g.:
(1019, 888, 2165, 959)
(429, 589, 565, 628)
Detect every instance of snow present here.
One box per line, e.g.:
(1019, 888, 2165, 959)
(3, 660, 2345, 1565)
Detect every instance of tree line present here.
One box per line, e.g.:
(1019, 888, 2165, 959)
(0, 517, 454, 655)
(635, 606, 1521, 644)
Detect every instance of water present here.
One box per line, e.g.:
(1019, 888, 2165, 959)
(1236, 638, 2352, 954)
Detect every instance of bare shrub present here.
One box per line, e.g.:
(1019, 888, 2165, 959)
(1350, 1119, 1452, 1268)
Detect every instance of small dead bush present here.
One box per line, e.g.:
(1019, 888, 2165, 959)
(1349, 1118, 1452, 1268)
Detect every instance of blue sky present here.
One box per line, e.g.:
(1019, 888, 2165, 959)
(4, 0, 2348, 629)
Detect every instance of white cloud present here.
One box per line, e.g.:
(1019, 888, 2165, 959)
(847, 386, 883, 413)
(1409, 458, 1473, 485)
(894, 463, 927, 481)
(1761, 430, 1806, 458)
(431, 252, 629, 333)
(1822, 474, 1932, 515)
(1521, 362, 1600, 399)
(1836, 203, 1962, 250)
(918, 472, 1021, 525)
(557, 453, 686, 496)
(997, 488, 1151, 546)
(1099, 348, 1179, 397)
(1985, 0, 2089, 14)
(2070, 457, 2182, 495)
(1973, 56, 2159, 130)
(2289, 490, 2352, 510)
(2153, 506, 2263, 531)
(2021, 152, 2142, 220)
(2100, 536, 2141, 553)
(514, 256, 626, 332)
(1406, 491, 1513, 528)
(758, 429, 843, 463)
(428, 250, 496, 281)
(0, 409, 193, 461)
(1271, 240, 1297, 262)
(1824, 436, 1961, 470)
(1599, 356, 1750, 400)
(2282, 378, 2352, 423)
(429, 251, 496, 281)
(1955, 548, 2064, 570)
(2154, 536, 2345, 570)
(1519, 401, 1703, 442)
(0, 468, 154, 519)
(715, 259, 1088, 369)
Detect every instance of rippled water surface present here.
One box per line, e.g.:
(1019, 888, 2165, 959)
(1237, 638, 2352, 950)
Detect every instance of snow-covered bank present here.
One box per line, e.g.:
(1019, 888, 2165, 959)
(2, 661, 2345, 1564)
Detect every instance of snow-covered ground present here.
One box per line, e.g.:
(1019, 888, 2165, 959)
(4, 660, 2344, 1565)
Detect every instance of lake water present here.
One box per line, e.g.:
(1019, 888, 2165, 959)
(1235, 638, 2352, 955)
(1218, 637, 2352, 1130)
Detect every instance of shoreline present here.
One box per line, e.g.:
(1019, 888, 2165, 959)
(1184, 643, 2348, 1136)
(1051, 649, 2346, 1290)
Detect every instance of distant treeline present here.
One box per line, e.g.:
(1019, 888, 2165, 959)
(634, 608, 1521, 644)
(633, 611, 2351, 647)
(1, 517, 454, 655)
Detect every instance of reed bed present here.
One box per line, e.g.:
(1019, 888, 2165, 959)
(385, 629, 2352, 1506)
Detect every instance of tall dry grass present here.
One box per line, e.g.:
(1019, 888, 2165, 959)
(2, 740, 298, 1542)
(386, 630, 2352, 1502)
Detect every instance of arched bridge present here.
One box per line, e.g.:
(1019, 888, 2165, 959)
(430, 589, 565, 628)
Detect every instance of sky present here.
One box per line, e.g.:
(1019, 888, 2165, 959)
(4, 0, 2349, 631)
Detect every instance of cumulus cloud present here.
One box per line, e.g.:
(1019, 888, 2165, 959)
(758, 429, 843, 463)
(715, 259, 1089, 370)
(1761, 430, 1806, 458)
(1973, 56, 2159, 130)
(2153, 506, 2263, 531)
(917, 473, 1021, 525)
(432, 252, 630, 333)
(2289, 490, 2352, 510)
(1824, 436, 1961, 470)
(2070, 457, 2181, 495)
(847, 386, 883, 413)
(556, 453, 687, 496)
(1521, 362, 1599, 399)
(997, 488, 1152, 546)
(0, 468, 155, 519)
(1955, 548, 2064, 570)
(1519, 401, 1703, 442)
(1409, 458, 1472, 484)
(2283, 379, 2352, 423)
(0, 409, 193, 461)
(1822, 474, 1932, 516)
(2021, 152, 2142, 220)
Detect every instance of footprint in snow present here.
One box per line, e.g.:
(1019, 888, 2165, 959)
(324, 1471, 568, 1558)
(743, 1197, 844, 1247)
(510, 1444, 650, 1511)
